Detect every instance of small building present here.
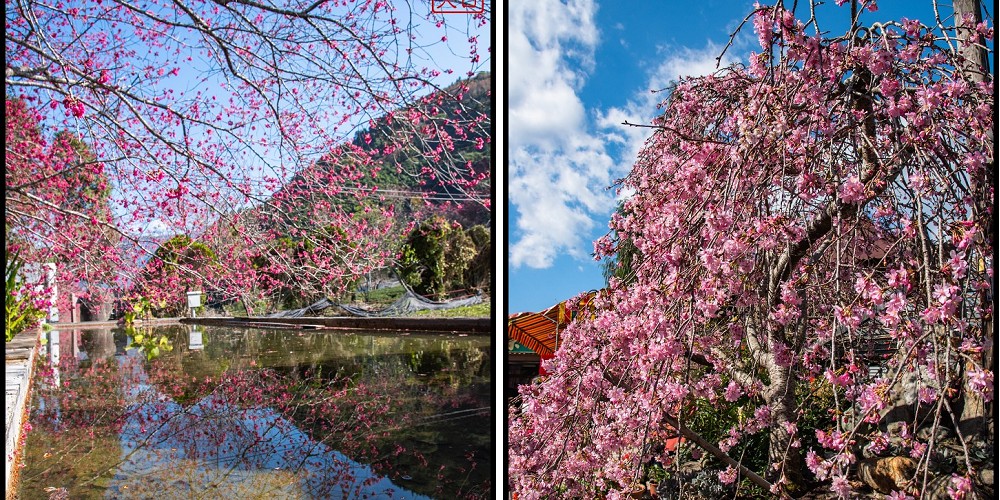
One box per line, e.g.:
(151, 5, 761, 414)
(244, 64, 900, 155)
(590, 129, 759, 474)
(506, 291, 599, 403)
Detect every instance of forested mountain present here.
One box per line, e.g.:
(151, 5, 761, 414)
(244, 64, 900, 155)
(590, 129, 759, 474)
(273, 71, 492, 230)
(354, 72, 491, 202)
(178, 72, 493, 311)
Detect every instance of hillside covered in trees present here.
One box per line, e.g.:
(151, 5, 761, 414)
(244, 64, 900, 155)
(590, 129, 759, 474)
(138, 72, 493, 315)
(276, 71, 492, 229)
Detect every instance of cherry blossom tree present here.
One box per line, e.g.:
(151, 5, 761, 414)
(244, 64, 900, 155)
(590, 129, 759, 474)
(509, 1, 993, 498)
(135, 234, 218, 315)
(6, 97, 121, 315)
(6, 0, 491, 315)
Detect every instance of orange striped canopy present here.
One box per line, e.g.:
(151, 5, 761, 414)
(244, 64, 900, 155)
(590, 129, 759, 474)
(507, 291, 598, 357)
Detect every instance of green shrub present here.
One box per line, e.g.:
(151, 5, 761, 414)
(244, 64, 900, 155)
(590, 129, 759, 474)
(398, 217, 484, 299)
(362, 285, 407, 305)
(6, 253, 46, 342)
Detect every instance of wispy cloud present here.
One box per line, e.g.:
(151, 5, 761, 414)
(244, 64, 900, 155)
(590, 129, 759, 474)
(596, 43, 735, 190)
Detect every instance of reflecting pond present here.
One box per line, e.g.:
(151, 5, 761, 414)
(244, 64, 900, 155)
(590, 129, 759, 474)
(19, 326, 492, 499)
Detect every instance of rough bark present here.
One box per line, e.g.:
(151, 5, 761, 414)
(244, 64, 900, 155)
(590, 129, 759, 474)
(766, 363, 807, 495)
(954, 0, 994, 444)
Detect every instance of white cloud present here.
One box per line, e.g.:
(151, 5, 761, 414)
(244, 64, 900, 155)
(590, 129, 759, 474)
(134, 218, 172, 238)
(507, 0, 614, 269)
(507, 0, 738, 270)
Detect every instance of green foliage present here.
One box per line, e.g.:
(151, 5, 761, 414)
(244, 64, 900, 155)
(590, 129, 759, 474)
(795, 378, 842, 473)
(268, 72, 493, 231)
(6, 253, 45, 342)
(122, 296, 151, 327)
(361, 285, 407, 305)
(666, 380, 837, 496)
(126, 326, 173, 361)
(154, 234, 217, 266)
(398, 217, 483, 299)
(463, 224, 492, 291)
(639, 396, 771, 499)
(645, 463, 668, 483)
(691, 397, 769, 470)
(248, 224, 364, 310)
(141, 234, 218, 317)
(442, 228, 477, 290)
(358, 72, 492, 199)
(602, 201, 641, 287)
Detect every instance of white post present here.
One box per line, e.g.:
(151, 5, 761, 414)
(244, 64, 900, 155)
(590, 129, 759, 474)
(186, 291, 203, 318)
(49, 329, 61, 388)
(43, 263, 58, 322)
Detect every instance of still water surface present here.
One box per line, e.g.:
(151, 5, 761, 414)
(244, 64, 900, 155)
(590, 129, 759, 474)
(19, 325, 492, 499)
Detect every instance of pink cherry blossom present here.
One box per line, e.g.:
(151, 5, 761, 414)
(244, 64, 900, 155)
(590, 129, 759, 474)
(509, 2, 993, 497)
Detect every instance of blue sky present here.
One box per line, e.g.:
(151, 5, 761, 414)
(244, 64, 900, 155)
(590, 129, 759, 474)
(505, 0, 947, 314)
(109, 4, 490, 240)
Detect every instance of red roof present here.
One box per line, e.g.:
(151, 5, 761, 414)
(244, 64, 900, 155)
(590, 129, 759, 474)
(507, 291, 598, 357)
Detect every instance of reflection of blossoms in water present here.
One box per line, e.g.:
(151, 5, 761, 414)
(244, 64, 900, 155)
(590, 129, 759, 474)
(23, 327, 492, 499)
(111, 370, 429, 499)
(32, 342, 129, 435)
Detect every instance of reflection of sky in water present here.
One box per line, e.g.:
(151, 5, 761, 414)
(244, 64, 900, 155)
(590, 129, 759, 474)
(109, 349, 431, 499)
(24, 327, 491, 499)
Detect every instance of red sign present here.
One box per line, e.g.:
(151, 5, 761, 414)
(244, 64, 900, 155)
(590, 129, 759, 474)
(431, 0, 485, 14)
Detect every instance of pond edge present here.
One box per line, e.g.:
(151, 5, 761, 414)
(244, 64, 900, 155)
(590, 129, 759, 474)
(181, 316, 493, 334)
(5, 326, 42, 499)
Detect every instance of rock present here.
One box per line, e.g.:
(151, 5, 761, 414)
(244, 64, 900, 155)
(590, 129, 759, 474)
(921, 475, 954, 500)
(856, 456, 916, 494)
(979, 468, 994, 486)
(916, 423, 953, 442)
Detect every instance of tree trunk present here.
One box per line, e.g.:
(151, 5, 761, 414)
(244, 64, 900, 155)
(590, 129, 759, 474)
(766, 364, 807, 495)
(954, 0, 994, 444)
(241, 294, 254, 317)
